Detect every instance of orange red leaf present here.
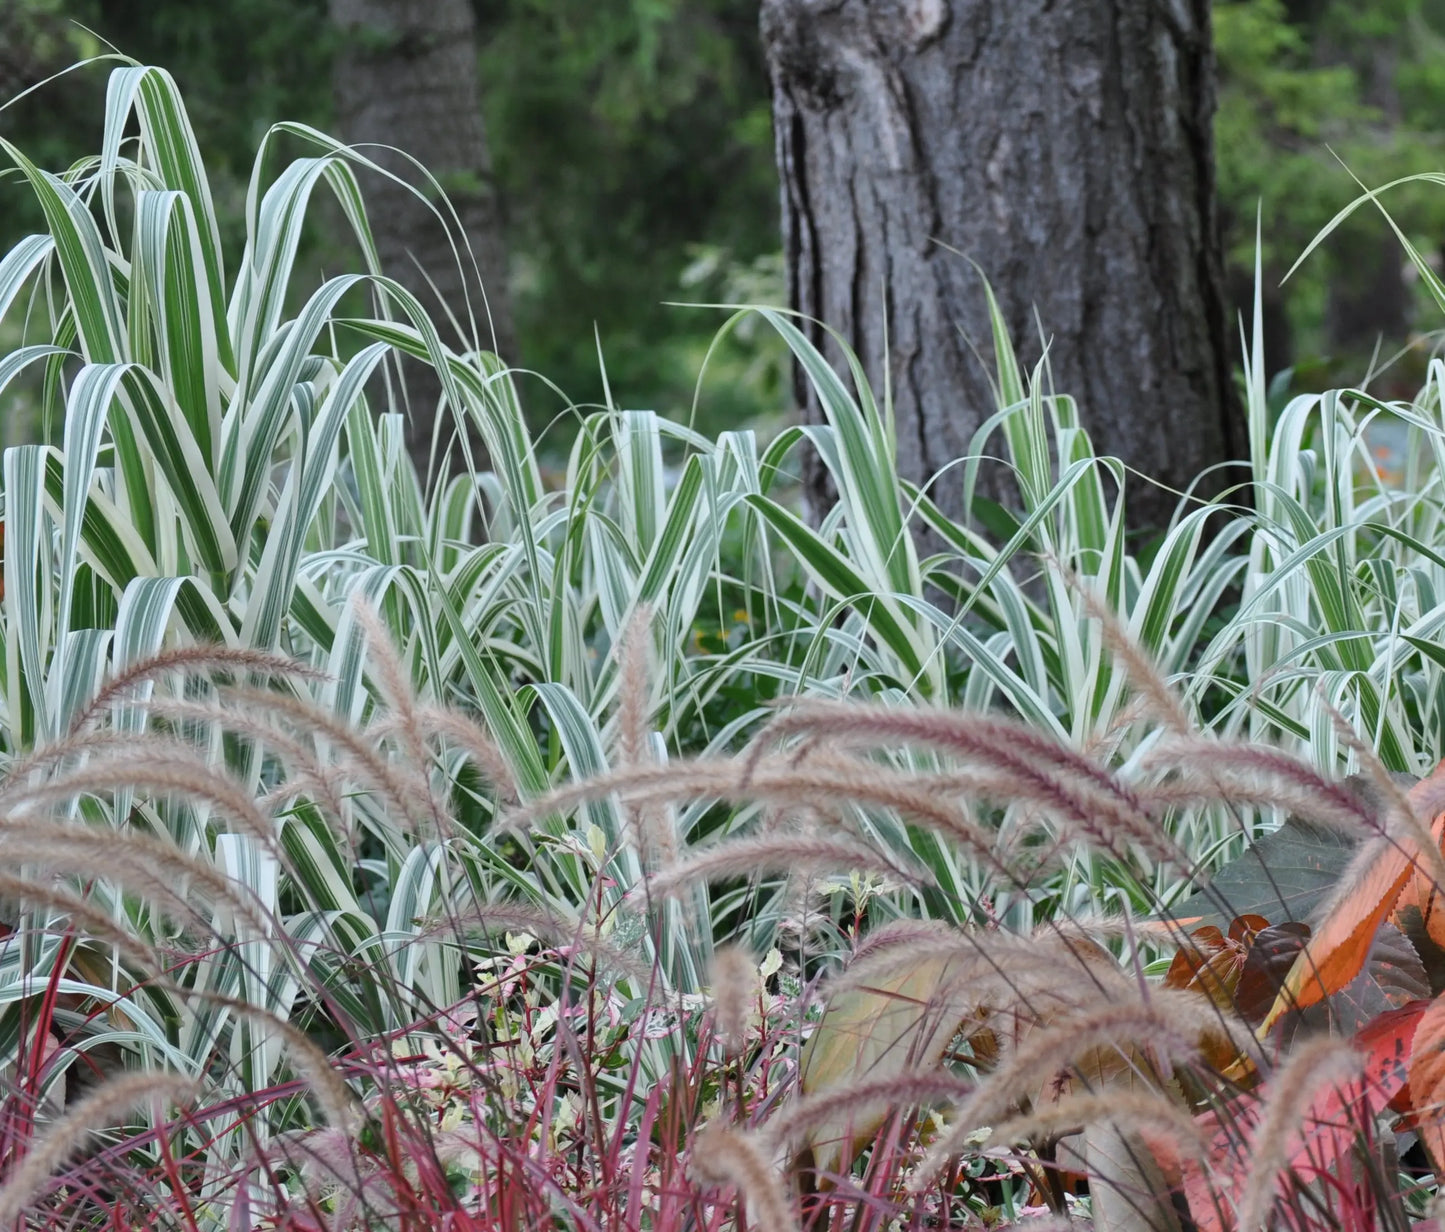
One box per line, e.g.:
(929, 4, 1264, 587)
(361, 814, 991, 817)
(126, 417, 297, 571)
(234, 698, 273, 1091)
(1259, 761, 1445, 1033)
(1407, 995, 1445, 1172)
(1183, 1001, 1426, 1232)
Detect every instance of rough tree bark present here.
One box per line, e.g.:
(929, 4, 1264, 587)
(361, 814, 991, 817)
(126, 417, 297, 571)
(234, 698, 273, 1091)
(761, 0, 1244, 532)
(330, 0, 516, 483)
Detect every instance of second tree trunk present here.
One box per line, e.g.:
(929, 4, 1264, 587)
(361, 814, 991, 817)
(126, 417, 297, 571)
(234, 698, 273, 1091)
(331, 0, 516, 485)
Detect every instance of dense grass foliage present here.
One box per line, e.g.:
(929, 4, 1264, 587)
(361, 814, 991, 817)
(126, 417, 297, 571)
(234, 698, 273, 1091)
(5, 61, 1445, 1231)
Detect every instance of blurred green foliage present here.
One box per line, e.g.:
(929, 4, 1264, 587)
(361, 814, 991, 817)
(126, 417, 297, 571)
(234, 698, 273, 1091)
(1214, 0, 1445, 384)
(475, 0, 782, 428)
(4, 0, 1445, 434)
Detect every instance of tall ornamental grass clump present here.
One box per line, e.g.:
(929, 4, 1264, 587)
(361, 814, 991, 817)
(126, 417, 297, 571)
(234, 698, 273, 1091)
(7, 56, 1445, 1232)
(8, 599, 1445, 1231)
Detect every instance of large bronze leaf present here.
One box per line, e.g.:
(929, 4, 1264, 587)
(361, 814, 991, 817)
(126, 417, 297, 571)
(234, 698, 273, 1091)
(1163, 816, 1355, 931)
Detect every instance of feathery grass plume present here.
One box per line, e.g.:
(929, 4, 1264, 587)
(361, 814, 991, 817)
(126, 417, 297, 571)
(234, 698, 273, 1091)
(967, 1222, 1074, 1232)
(0, 876, 162, 974)
(985, 1089, 1208, 1161)
(415, 705, 516, 802)
(502, 754, 1011, 878)
(846, 917, 961, 965)
(615, 603, 679, 871)
(352, 601, 426, 765)
(427, 901, 651, 983)
(270, 1124, 379, 1222)
(627, 834, 925, 905)
(0, 1072, 199, 1224)
(688, 1121, 799, 1232)
(3, 745, 281, 851)
(633, 798, 680, 873)
(68, 644, 326, 735)
(616, 602, 653, 769)
(173, 989, 362, 1133)
(748, 698, 1142, 815)
(221, 685, 433, 835)
(351, 599, 451, 838)
(1066, 568, 1194, 735)
(1, 727, 176, 792)
(714, 761, 998, 868)
(1140, 738, 1380, 835)
(765, 1068, 975, 1152)
(823, 922, 1142, 1043)
(741, 703, 1181, 863)
(825, 921, 1127, 1011)
(1141, 777, 1382, 844)
(920, 766, 1180, 865)
(0, 822, 277, 943)
(912, 997, 1228, 1189)
(429, 752, 705, 835)
(709, 943, 759, 1056)
(1235, 1035, 1364, 1232)
(143, 695, 353, 828)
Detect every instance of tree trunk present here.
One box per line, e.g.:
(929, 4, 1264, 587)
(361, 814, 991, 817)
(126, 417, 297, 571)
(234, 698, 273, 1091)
(761, 0, 1243, 533)
(330, 0, 516, 485)
(1326, 230, 1410, 360)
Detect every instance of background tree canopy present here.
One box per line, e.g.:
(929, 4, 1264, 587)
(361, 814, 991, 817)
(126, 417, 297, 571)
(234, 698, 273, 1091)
(2, 0, 1444, 435)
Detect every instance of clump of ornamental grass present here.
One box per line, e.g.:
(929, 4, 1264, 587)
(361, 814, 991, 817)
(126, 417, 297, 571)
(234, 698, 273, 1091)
(0, 614, 869, 1230)
(2, 594, 1429, 1231)
(0, 619, 555, 1227)
(488, 581, 1437, 1231)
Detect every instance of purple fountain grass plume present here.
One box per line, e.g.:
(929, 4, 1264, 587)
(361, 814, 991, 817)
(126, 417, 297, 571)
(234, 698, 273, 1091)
(169, 989, 362, 1133)
(1140, 738, 1379, 836)
(0, 1072, 199, 1224)
(221, 684, 436, 837)
(920, 765, 1180, 866)
(847, 917, 966, 965)
(616, 603, 653, 770)
(352, 601, 424, 753)
(1064, 568, 1194, 735)
(745, 698, 1148, 819)
(1141, 776, 1381, 842)
(414, 704, 516, 802)
(911, 994, 1242, 1190)
(141, 695, 353, 828)
(1236, 1036, 1364, 1232)
(627, 834, 926, 905)
(984, 1089, 1208, 1160)
(764, 1068, 975, 1153)
(500, 755, 1008, 876)
(688, 1121, 799, 1232)
(351, 601, 445, 825)
(1, 727, 182, 791)
(272, 1123, 375, 1216)
(2, 743, 281, 853)
(0, 875, 162, 974)
(824, 921, 1125, 1008)
(978, 1221, 1075, 1232)
(0, 822, 278, 944)
(1316, 694, 1445, 894)
(352, 600, 430, 762)
(420, 901, 652, 983)
(743, 704, 1180, 866)
(614, 603, 679, 873)
(709, 944, 759, 1057)
(68, 645, 326, 735)
(494, 732, 1204, 981)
